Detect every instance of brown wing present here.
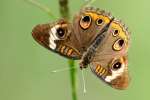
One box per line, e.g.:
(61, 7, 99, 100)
(72, 7, 113, 53)
(32, 19, 81, 59)
(32, 7, 113, 59)
(90, 19, 130, 89)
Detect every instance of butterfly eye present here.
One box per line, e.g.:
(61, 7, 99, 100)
(56, 27, 66, 39)
(111, 61, 122, 70)
(80, 15, 91, 29)
(113, 29, 119, 36)
(96, 18, 103, 25)
(113, 39, 125, 51)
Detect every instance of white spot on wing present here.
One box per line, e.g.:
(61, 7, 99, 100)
(105, 64, 125, 82)
(51, 25, 59, 39)
(49, 38, 56, 49)
(49, 25, 60, 50)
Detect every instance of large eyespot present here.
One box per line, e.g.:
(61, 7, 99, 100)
(113, 38, 125, 51)
(56, 27, 66, 39)
(96, 18, 103, 25)
(80, 15, 91, 29)
(111, 61, 122, 70)
(112, 29, 119, 36)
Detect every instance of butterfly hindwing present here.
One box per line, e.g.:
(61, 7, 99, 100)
(89, 19, 130, 89)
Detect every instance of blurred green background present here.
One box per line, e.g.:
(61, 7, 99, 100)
(0, 0, 150, 100)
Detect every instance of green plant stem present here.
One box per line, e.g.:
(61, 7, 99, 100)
(59, 0, 70, 19)
(68, 60, 77, 100)
(58, 0, 77, 100)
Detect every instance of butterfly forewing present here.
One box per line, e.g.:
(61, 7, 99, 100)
(32, 19, 81, 59)
(73, 7, 113, 53)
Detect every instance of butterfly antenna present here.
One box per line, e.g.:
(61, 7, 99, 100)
(82, 0, 97, 7)
(24, 0, 57, 19)
(51, 66, 78, 73)
(81, 69, 87, 94)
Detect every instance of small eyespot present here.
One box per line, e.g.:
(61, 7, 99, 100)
(112, 61, 122, 70)
(113, 39, 125, 51)
(96, 18, 103, 25)
(113, 29, 119, 36)
(56, 27, 65, 38)
(118, 39, 124, 47)
(80, 15, 91, 29)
